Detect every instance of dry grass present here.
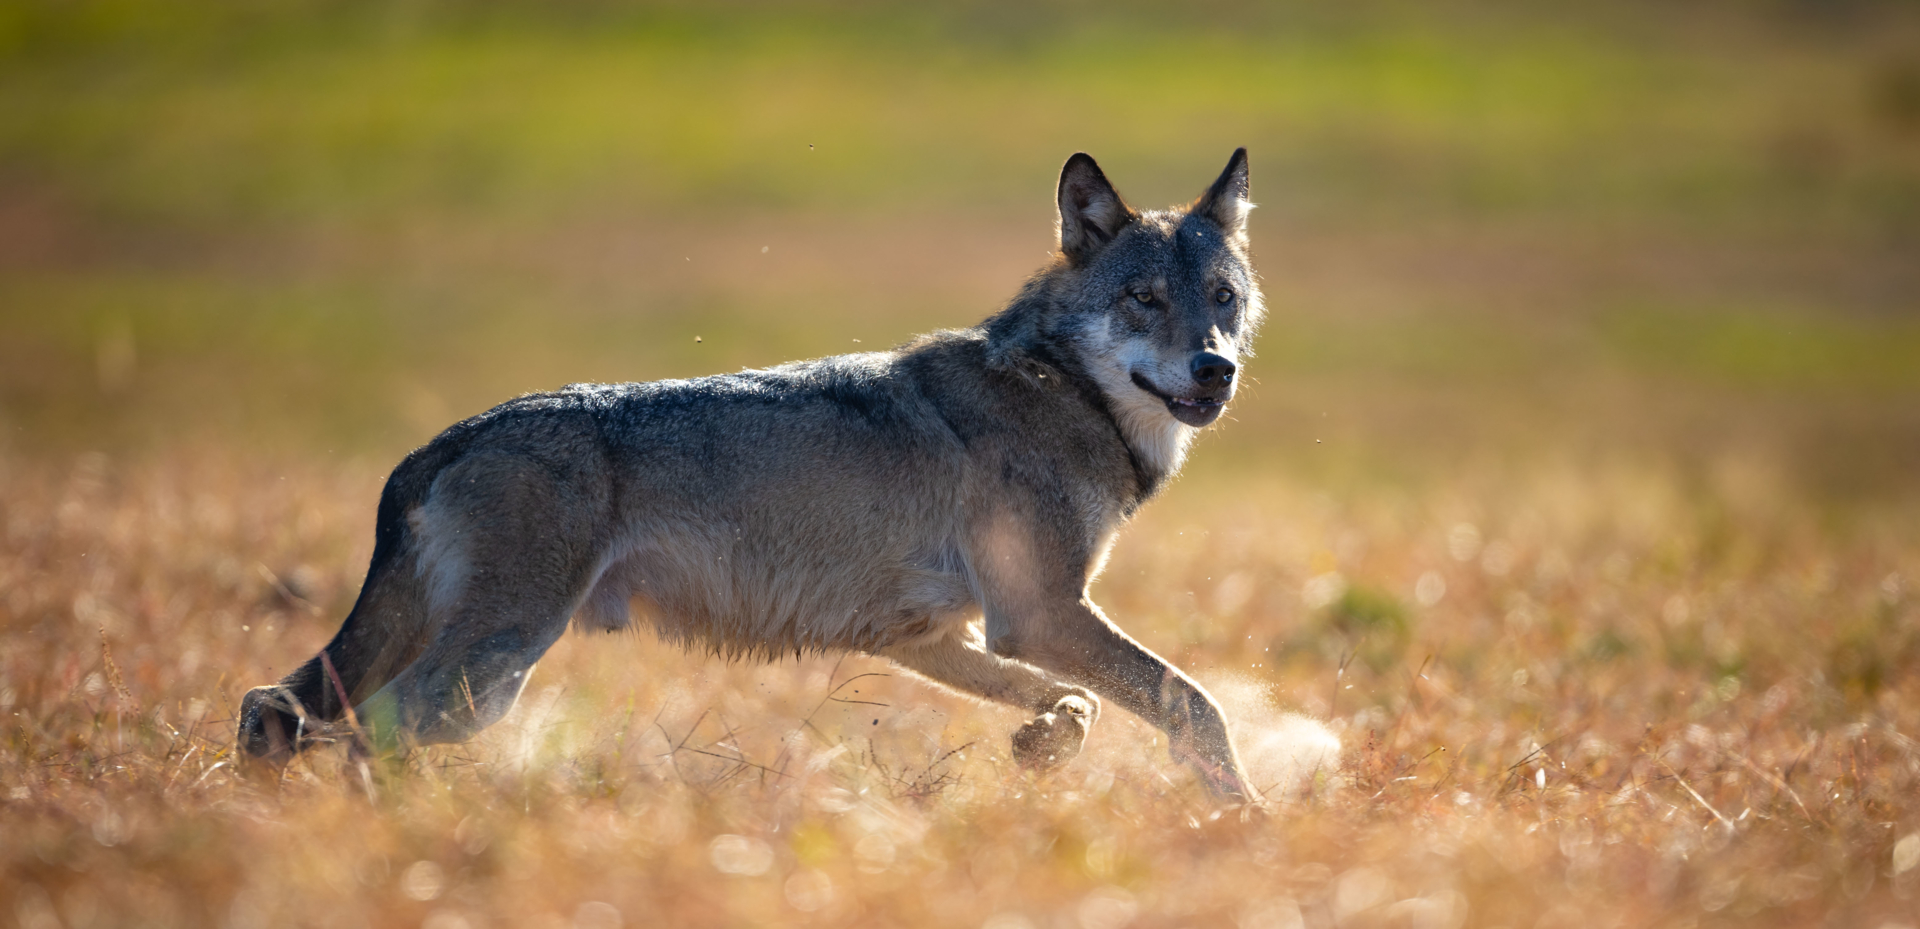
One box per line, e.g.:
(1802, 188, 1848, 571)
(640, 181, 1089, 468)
(4, 446, 1918, 929)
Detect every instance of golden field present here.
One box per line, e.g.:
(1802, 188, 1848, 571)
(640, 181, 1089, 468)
(4, 2, 1920, 927)
(5, 445, 1920, 928)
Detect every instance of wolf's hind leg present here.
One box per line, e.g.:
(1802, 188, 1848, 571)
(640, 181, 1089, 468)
(354, 554, 591, 752)
(237, 535, 433, 761)
(353, 447, 611, 752)
(880, 624, 1097, 771)
(355, 614, 570, 751)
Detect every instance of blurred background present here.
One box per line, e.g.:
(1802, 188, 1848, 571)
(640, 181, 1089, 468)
(3, 0, 1917, 508)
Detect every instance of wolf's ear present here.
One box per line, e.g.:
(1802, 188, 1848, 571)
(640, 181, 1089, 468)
(1057, 153, 1134, 265)
(1193, 147, 1252, 245)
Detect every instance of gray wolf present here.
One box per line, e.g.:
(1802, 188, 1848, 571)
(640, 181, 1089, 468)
(237, 149, 1265, 801)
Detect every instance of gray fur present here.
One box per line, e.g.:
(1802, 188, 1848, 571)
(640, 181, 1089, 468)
(237, 149, 1265, 801)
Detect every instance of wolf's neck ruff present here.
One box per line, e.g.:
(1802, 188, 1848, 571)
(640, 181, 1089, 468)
(237, 149, 1266, 804)
(995, 335, 1176, 510)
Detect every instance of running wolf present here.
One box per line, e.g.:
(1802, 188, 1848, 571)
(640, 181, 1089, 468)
(238, 150, 1265, 800)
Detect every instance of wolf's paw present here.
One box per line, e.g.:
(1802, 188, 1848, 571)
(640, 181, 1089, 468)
(1011, 694, 1096, 771)
(1167, 733, 1258, 804)
(237, 685, 306, 764)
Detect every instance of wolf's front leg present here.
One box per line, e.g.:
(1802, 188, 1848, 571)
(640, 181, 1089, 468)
(1000, 599, 1256, 802)
(1008, 691, 1096, 770)
(880, 623, 1099, 771)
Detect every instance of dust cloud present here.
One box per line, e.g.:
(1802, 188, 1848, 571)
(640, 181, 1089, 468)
(1200, 673, 1342, 796)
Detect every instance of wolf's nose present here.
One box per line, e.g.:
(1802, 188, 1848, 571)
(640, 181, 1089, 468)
(1190, 353, 1236, 388)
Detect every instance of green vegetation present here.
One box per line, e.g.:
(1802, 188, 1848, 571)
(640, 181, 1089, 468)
(3, 1, 1917, 226)
(1, 0, 1914, 487)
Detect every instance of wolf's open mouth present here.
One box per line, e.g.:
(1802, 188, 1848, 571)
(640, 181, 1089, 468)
(1130, 372, 1225, 426)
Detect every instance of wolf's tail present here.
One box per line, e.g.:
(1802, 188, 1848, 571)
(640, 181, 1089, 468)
(236, 438, 465, 760)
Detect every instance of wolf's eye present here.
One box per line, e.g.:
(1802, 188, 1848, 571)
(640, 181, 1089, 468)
(1215, 287, 1235, 305)
(1132, 290, 1154, 305)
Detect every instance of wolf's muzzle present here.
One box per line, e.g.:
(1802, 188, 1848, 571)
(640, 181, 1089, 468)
(1130, 367, 1230, 427)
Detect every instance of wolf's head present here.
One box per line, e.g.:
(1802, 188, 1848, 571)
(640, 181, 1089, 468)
(1013, 149, 1264, 477)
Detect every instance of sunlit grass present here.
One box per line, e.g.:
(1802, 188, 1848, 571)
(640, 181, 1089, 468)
(3, 449, 1917, 927)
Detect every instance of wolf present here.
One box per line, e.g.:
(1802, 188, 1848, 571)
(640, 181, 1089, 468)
(237, 149, 1265, 800)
